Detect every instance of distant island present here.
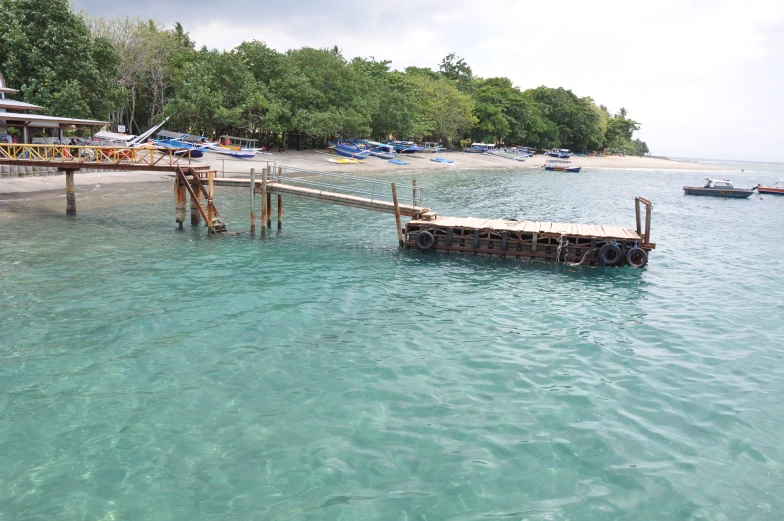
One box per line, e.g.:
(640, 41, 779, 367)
(0, 0, 648, 156)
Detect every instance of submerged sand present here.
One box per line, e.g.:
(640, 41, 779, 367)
(0, 152, 729, 196)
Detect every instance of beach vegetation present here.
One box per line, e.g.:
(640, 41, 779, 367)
(0, 1, 649, 153)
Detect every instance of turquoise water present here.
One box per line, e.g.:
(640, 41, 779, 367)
(1, 166, 783, 520)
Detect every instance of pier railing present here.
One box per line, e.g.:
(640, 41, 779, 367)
(272, 166, 426, 208)
(0, 143, 194, 168)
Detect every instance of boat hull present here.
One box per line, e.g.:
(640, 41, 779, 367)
(757, 187, 784, 195)
(334, 145, 369, 159)
(683, 187, 754, 198)
(545, 165, 581, 172)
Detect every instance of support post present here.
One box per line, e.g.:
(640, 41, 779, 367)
(412, 179, 418, 208)
(635, 199, 642, 236)
(250, 168, 256, 235)
(190, 173, 201, 226)
(207, 170, 214, 234)
(65, 170, 76, 216)
(391, 182, 404, 247)
(267, 191, 272, 229)
(277, 166, 283, 230)
(261, 166, 268, 238)
(644, 204, 652, 244)
(175, 175, 186, 230)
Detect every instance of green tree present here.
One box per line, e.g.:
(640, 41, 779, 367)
(604, 108, 641, 153)
(0, 0, 123, 119)
(438, 53, 475, 94)
(526, 86, 604, 151)
(406, 68, 476, 144)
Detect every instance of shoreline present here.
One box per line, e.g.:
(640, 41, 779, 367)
(0, 152, 735, 197)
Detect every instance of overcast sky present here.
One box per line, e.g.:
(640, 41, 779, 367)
(73, 0, 784, 161)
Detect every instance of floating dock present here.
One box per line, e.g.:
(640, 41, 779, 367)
(404, 198, 654, 267)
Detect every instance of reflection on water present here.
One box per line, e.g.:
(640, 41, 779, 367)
(1, 166, 783, 520)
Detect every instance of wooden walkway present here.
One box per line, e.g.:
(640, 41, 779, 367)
(211, 177, 429, 217)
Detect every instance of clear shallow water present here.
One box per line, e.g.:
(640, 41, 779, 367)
(1, 166, 783, 520)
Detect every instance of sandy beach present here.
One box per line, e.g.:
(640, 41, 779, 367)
(0, 152, 728, 196)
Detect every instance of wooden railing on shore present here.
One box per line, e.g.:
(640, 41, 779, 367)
(0, 143, 197, 169)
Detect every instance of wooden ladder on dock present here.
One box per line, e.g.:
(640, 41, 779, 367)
(176, 167, 226, 233)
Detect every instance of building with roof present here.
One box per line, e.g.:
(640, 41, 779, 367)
(0, 69, 109, 144)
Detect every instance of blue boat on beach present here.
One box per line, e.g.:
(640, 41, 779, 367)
(334, 143, 370, 159)
(152, 131, 206, 158)
(683, 178, 755, 198)
(388, 141, 424, 153)
(365, 141, 396, 159)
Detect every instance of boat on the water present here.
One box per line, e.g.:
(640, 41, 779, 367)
(334, 143, 370, 159)
(544, 159, 581, 172)
(756, 179, 784, 195)
(683, 178, 755, 198)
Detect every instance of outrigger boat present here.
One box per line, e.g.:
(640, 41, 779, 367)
(464, 142, 495, 153)
(333, 142, 370, 159)
(365, 141, 396, 159)
(683, 178, 755, 198)
(544, 159, 581, 172)
(547, 148, 572, 158)
(756, 179, 784, 195)
(387, 140, 424, 154)
(489, 149, 527, 162)
(152, 131, 207, 158)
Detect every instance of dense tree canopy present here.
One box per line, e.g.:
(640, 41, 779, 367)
(0, 1, 649, 153)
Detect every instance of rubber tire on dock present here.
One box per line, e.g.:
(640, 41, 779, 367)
(416, 231, 436, 251)
(625, 247, 648, 268)
(598, 243, 623, 266)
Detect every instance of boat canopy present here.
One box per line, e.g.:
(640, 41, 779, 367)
(181, 134, 207, 143)
(546, 159, 571, 164)
(704, 178, 734, 188)
(220, 135, 258, 145)
(471, 143, 495, 149)
(157, 130, 186, 139)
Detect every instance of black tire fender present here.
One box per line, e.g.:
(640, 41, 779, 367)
(626, 247, 649, 268)
(598, 243, 623, 266)
(416, 230, 435, 251)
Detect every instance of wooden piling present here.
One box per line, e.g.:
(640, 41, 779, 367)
(391, 182, 404, 247)
(207, 170, 214, 233)
(267, 191, 272, 229)
(65, 170, 76, 216)
(190, 188, 201, 226)
(250, 168, 256, 235)
(261, 166, 268, 238)
(175, 176, 186, 229)
(412, 179, 418, 208)
(277, 166, 283, 230)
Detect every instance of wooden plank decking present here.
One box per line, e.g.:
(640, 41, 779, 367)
(409, 216, 642, 240)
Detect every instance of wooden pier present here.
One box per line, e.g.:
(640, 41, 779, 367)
(1, 146, 655, 267)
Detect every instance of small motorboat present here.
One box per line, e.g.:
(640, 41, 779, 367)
(547, 148, 572, 158)
(756, 179, 784, 195)
(544, 160, 580, 172)
(388, 159, 410, 165)
(683, 178, 755, 198)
